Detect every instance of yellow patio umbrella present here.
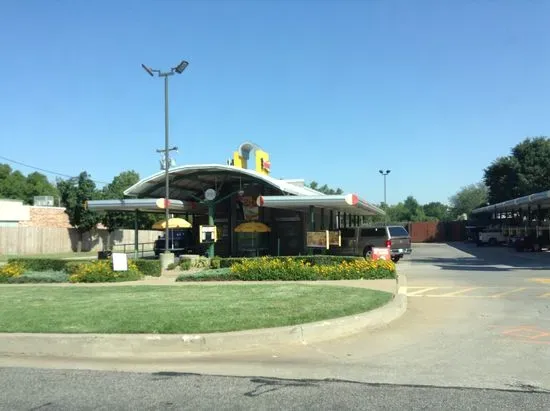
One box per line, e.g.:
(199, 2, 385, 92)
(234, 222, 271, 257)
(152, 217, 192, 230)
(234, 221, 271, 233)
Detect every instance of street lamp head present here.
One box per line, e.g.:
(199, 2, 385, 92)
(386, 169, 391, 174)
(174, 60, 189, 74)
(379, 170, 383, 175)
(141, 64, 155, 77)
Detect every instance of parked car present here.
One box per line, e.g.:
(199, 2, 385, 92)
(154, 229, 207, 257)
(476, 228, 506, 246)
(333, 225, 412, 262)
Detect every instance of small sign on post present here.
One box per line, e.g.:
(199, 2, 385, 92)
(307, 231, 330, 249)
(200, 225, 217, 243)
(112, 253, 128, 271)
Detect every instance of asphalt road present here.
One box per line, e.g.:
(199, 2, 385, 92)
(2, 242, 550, 409)
(2, 367, 549, 411)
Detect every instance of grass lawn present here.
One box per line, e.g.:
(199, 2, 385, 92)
(0, 285, 392, 334)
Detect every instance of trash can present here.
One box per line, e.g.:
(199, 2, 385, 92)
(97, 250, 112, 260)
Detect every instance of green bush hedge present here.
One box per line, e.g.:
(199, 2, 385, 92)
(7, 258, 70, 272)
(219, 257, 246, 268)
(133, 259, 161, 277)
(176, 268, 236, 282)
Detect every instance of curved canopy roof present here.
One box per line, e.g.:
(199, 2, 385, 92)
(121, 164, 384, 216)
(123, 164, 323, 199)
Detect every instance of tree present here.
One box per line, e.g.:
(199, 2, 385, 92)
(0, 169, 27, 201)
(423, 202, 450, 221)
(24, 171, 58, 205)
(100, 170, 157, 234)
(307, 181, 344, 195)
(484, 137, 550, 203)
(0, 163, 58, 204)
(57, 171, 101, 251)
(449, 183, 488, 219)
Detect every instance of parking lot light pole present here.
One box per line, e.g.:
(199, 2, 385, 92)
(379, 169, 391, 205)
(142, 60, 189, 267)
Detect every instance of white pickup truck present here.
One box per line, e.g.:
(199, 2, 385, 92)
(477, 229, 506, 246)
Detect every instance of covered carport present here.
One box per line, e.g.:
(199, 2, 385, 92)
(471, 189, 550, 247)
(85, 198, 201, 258)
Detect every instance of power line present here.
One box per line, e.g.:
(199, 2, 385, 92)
(0, 155, 109, 185)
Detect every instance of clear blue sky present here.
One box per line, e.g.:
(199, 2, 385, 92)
(1, 0, 549, 205)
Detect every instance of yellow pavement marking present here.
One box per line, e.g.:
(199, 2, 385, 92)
(490, 288, 527, 298)
(437, 287, 478, 297)
(538, 292, 550, 298)
(407, 287, 439, 296)
(527, 278, 550, 284)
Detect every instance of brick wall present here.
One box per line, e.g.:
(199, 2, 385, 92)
(18, 207, 71, 229)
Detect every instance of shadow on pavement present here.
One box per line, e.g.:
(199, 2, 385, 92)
(413, 242, 550, 272)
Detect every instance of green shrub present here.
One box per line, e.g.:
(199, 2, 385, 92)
(4, 271, 69, 284)
(191, 257, 210, 269)
(64, 261, 86, 275)
(292, 255, 363, 266)
(219, 257, 246, 268)
(176, 268, 237, 282)
(217, 255, 362, 269)
(8, 258, 69, 272)
(229, 257, 396, 281)
(133, 259, 162, 277)
(166, 263, 178, 271)
(69, 260, 144, 283)
(179, 258, 192, 270)
(210, 257, 221, 269)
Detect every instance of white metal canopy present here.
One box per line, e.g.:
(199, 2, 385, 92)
(256, 194, 385, 216)
(85, 198, 203, 213)
(471, 189, 550, 214)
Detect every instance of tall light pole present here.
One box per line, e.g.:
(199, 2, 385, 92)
(142, 60, 189, 266)
(379, 169, 391, 206)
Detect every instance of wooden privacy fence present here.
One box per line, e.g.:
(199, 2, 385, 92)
(0, 227, 160, 255)
(408, 221, 466, 243)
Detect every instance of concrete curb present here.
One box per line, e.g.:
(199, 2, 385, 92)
(0, 275, 407, 358)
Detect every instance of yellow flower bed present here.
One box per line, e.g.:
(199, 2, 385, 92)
(0, 262, 25, 278)
(69, 260, 143, 283)
(230, 256, 396, 281)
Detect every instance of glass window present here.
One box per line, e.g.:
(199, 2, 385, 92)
(360, 228, 386, 237)
(389, 226, 409, 237)
(340, 228, 356, 238)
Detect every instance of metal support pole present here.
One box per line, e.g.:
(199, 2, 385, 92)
(308, 206, 315, 255)
(329, 210, 334, 230)
(383, 175, 387, 205)
(134, 209, 139, 259)
(163, 74, 170, 255)
(208, 202, 215, 258)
